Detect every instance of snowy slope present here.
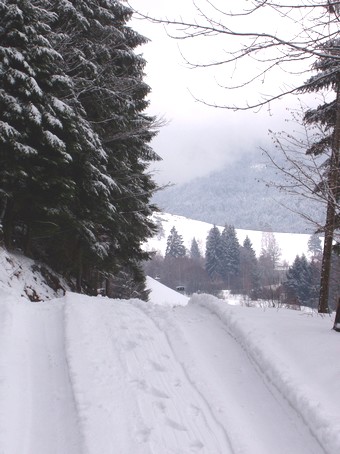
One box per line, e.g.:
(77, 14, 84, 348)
(0, 248, 68, 301)
(0, 268, 339, 454)
(146, 275, 188, 307)
(146, 212, 315, 264)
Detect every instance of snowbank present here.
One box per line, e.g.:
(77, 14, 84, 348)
(0, 248, 67, 301)
(146, 275, 188, 306)
(191, 293, 340, 454)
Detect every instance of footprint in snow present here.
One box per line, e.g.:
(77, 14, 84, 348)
(150, 386, 170, 399)
(153, 400, 167, 413)
(189, 405, 201, 417)
(130, 378, 147, 391)
(165, 417, 187, 432)
(149, 360, 166, 372)
(124, 340, 138, 351)
(135, 427, 152, 443)
(190, 440, 204, 451)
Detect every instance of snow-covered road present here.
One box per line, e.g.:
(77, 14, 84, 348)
(0, 296, 82, 454)
(0, 290, 332, 454)
(144, 302, 324, 454)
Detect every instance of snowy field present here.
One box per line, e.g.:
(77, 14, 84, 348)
(0, 255, 339, 454)
(146, 212, 315, 265)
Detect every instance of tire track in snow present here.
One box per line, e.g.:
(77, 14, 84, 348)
(0, 298, 82, 454)
(152, 301, 326, 454)
(190, 297, 330, 454)
(64, 294, 153, 454)
(114, 301, 234, 454)
(0, 298, 15, 452)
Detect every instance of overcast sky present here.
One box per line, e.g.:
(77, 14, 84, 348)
(128, 1, 309, 185)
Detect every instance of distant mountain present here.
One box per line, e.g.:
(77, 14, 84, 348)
(153, 155, 322, 234)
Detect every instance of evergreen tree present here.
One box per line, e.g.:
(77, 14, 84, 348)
(190, 237, 201, 260)
(165, 226, 186, 258)
(205, 225, 221, 280)
(50, 0, 160, 290)
(240, 236, 260, 297)
(0, 0, 69, 249)
(107, 263, 150, 301)
(0, 0, 160, 297)
(0, 0, 104, 259)
(284, 255, 318, 308)
(220, 224, 240, 289)
(308, 233, 322, 261)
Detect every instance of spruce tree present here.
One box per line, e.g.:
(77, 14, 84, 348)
(240, 236, 260, 297)
(0, 0, 101, 256)
(165, 226, 186, 259)
(308, 233, 322, 261)
(220, 224, 240, 289)
(51, 0, 160, 290)
(0, 0, 160, 297)
(190, 237, 201, 260)
(285, 255, 316, 308)
(205, 225, 221, 280)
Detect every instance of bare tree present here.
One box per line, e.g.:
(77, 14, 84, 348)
(132, 0, 340, 315)
(263, 107, 330, 229)
(264, 41, 340, 314)
(132, 1, 340, 109)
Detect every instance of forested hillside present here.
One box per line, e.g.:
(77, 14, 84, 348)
(153, 154, 322, 234)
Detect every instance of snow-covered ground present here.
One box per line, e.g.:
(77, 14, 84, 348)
(0, 260, 339, 454)
(146, 212, 315, 265)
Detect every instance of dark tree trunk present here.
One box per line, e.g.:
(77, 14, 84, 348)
(2, 198, 14, 250)
(75, 240, 83, 293)
(333, 298, 340, 332)
(0, 195, 7, 246)
(24, 222, 32, 257)
(318, 76, 340, 313)
(319, 202, 335, 313)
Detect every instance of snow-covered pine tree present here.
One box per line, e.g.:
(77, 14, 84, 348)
(307, 233, 323, 262)
(240, 236, 260, 297)
(0, 0, 101, 256)
(165, 226, 186, 259)
(51, 0, 160, 291)
(106, 262, 150, 301)
(190, 237, 201, 260)
(205, 225, 221, 280)
(0, 0, 119, 292)
(284, 255, 316, 308)
(220, 224, 240, 289)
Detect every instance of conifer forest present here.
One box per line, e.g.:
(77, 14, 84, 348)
(0, 0, 159, 298)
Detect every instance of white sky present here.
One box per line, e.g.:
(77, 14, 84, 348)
(129, 1, 315, 185)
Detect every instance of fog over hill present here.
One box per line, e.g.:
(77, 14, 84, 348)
(153, 155, 322, 234)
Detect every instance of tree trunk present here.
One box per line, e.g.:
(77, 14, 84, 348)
(318, 76, 340, 313)
(75, 240, 83, 293)
(0, 195, 7, 246)
(24, 222, 32, 257)
(2, 198, 14, 250)
(333, 297, 340, 332)
(319, 201, 335, 313)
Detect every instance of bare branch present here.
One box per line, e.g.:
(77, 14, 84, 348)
(129, 0, 340, 109)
